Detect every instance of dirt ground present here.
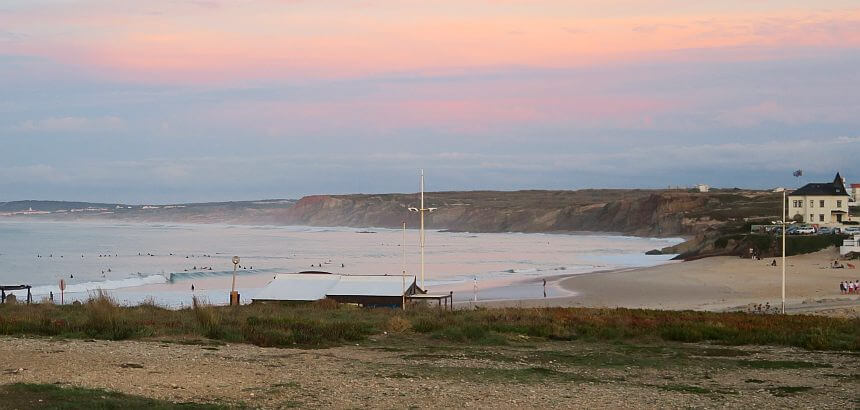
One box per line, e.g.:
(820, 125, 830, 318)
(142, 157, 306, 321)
(0, 335, 856, 409)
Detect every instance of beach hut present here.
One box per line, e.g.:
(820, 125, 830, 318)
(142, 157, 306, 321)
(252, 272, 423, 308)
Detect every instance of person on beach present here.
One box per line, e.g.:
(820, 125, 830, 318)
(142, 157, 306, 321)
(771, 260, 777, 267)
(841, 281, 846, 294)
(542, 278, 547, 298)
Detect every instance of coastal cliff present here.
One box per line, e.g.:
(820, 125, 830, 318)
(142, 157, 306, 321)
(281, 190, 781, 241)
(3, 190, 783, 258)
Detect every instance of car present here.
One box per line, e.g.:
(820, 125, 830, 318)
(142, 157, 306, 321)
(844, 226, 860, 234)
(816, 227, 834, 235)
(785, 226, 799, 235)
(794, 226, 816, 235)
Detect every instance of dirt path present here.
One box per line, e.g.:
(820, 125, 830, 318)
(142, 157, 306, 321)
(1, 336, 856, 409)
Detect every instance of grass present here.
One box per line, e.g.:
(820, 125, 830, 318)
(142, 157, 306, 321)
(0, 296, 857, 351)
(0, 383, 232, 409)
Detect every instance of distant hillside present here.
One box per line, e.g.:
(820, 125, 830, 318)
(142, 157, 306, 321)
(280, 189, 784, 257)
(0, 200, 121, 212)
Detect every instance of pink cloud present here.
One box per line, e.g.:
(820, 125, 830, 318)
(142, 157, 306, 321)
(2, 4, 858, 84)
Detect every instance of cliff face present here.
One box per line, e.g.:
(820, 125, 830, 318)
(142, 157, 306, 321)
(281, 190, 781, 239)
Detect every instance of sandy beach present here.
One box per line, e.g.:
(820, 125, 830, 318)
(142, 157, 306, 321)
(468, 247, 860, 317)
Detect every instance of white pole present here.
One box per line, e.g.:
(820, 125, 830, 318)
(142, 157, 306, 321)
(420, 169, 426, 290)
(782, 189, 786, 314)
(402, 221, 407, 310)
(473, 276, 478, 302)
(232, 263, 237, 293)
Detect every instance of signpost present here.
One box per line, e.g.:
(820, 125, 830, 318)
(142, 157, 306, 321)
(230, 256, 240, 306)
(59, 279, 66, 305)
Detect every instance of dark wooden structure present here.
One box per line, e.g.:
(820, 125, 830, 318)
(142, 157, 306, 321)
(0, 285, 33, 304)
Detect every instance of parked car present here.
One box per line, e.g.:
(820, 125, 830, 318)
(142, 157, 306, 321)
(794, 226, 816, 235)
(816, 227, 834, 235)
(844, 226, 860, 234)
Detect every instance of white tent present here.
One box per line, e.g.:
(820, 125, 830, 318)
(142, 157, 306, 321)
(252, 272, 420, 305)
(252, 273, 341, 302)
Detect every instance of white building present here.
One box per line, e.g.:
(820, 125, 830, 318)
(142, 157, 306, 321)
(787, 173, 850, 224)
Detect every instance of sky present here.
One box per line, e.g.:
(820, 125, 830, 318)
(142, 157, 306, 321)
(1, 0, 859, 203)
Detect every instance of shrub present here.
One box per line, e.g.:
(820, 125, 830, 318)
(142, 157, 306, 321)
(386, 316, 412, 333)
(83, 291, 143, 340)
(191, 297, 223, 338)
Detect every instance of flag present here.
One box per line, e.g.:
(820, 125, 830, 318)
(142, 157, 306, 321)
(793, 169, 803, 177)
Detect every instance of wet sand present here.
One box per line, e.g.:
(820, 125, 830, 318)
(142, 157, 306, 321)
(464, 248, 860, 317)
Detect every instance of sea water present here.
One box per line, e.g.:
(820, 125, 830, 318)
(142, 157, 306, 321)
(0, 220, 682, 306)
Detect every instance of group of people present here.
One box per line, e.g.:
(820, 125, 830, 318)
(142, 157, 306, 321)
(839, 280, 859, 294)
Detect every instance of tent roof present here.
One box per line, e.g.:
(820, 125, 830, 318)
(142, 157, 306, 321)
(327, 275, 414, 297)
(252, 274, 339, 301)
(252, 273, 417, 301)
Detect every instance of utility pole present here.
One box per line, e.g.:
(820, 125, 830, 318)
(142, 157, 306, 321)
(402, 221, 407, 310)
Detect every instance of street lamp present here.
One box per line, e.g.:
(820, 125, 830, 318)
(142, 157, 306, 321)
(408, 169, 437, 290)
(230, 255, 240, 306)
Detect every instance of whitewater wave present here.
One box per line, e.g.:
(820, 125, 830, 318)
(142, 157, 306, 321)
(11, 268, 276, 299)
(25, 274, 169, 297)
(166, 268, 270, 281)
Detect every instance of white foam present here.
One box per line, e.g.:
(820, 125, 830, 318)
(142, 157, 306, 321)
(26, 274, 168, 297)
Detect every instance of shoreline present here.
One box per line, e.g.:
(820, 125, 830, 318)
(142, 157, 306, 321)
(462, 247, 860, 318)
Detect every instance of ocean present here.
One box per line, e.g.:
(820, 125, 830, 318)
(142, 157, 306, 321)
(0, 220, 683, 306)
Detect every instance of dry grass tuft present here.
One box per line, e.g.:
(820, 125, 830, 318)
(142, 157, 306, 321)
(386, 316, 412, 333)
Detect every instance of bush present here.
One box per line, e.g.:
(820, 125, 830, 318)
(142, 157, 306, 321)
(83, 291, 144, 340)
(386, 316, 411, 333)
(785, 234, 846, 256)
(191, 297, 223, 338)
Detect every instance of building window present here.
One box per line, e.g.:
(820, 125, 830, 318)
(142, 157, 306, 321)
(837, 200, 842, 207)
(820, 200, 825, 207)
(819, 214, 825, 222)
(810, 214, 814, 222)
(810, 200, 814, 207)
